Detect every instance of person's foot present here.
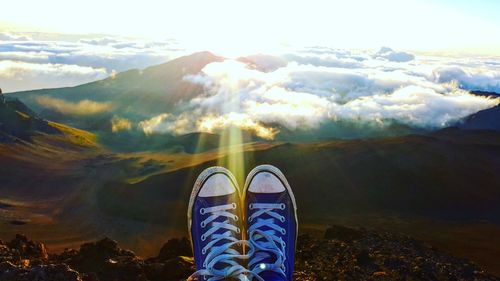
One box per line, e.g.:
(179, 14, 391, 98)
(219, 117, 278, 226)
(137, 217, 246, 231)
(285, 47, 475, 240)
(244, 165, 298, 281)
(188, 166, 248, 280)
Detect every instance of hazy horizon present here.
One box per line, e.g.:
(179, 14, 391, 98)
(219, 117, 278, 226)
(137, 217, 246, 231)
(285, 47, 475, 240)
(3, 0, 500, 53)
(2, 0, 499, 96)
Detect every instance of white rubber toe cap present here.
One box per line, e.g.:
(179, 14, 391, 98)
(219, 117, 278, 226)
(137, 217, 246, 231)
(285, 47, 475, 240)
(198, 173, 236, 197)
(248, 172, 285, 193)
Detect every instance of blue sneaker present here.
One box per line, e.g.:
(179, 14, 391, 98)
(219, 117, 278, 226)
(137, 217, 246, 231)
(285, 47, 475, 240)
(244, 165, 298, 281)
(188, 166, 249, 281)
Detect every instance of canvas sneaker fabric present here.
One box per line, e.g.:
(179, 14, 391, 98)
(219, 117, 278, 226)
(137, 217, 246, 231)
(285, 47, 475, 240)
(244, 165, 298, 281)
(188, 166, 251, 281)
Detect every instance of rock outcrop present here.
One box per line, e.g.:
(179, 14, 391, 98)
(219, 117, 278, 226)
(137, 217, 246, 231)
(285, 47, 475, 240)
(1, 226, 498, 281)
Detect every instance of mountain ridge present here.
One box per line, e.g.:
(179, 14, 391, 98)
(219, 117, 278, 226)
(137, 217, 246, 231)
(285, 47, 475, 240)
(8, 51, 222, 120)
(5, 52, 500, 144)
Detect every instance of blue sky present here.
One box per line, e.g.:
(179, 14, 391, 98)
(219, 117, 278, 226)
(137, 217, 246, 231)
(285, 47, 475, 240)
(437, 0, 500, 22)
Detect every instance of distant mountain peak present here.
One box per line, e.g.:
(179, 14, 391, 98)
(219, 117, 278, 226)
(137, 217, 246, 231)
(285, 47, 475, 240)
(144, 50, 223, 74)
(7, 51, 226, 126)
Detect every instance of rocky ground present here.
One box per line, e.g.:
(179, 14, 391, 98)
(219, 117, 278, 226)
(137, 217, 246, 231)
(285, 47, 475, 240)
(0, 225, 498, 281)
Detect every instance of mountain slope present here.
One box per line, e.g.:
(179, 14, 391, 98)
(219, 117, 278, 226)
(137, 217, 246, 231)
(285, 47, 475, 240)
(97, 128, 500, 224)
(458, 91, 500, 131)
(0, 98, 58, 142)
(93, 128, 500, 273)
(9, 51, 223, 121)
(0, 97, 96, 147)
(8, 53, 499, 144)
(0, 97, 98, 199)
(459, 105, 500, 131)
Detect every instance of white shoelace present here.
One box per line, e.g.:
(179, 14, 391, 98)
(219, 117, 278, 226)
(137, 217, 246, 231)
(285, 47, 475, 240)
(189, 203, 260, 281)
(247, 203, 287, 278)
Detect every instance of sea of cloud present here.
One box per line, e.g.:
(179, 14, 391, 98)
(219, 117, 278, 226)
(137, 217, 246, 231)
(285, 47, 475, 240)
(1, 32, 498, 139)
(138, 47, 499, 139)
(0, 32, 183, 92)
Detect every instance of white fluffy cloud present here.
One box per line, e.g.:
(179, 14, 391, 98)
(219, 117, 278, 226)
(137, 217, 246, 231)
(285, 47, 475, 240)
(142, 49, 499, 138)
(0, 33, 184, 92)
(138, 113, 193, 136)
(1, 34, 498, 139)
(111, 116, 133, 132)
(138, 111, 278, 140)
(374, 47, 415, 62)
(35, 96, 113, 115)
(0, 60, 108, 92)
(0, 32, 32, 41)
(433, 66, 500, 93)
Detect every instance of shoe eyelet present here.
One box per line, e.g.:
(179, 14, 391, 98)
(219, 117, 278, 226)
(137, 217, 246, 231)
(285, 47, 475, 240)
(203, 261, 207, 267)
(249, 203, 254, 210)
(201, 221, 206, 228)
(279, 203, 286, 210)
(279, 216, 285, 222)
(233, 215, 239, 221)
(236, 227, 241, 234)
(231, 203, 237, 209)
(249, 217, 253, 222)
(201, 234, 206, 241)
(280, 228, 286, 235)
(202, 248, 206, 254)
(199, 208, 206, 215)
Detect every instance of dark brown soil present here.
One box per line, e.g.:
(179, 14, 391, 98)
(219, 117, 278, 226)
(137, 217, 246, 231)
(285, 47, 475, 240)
(1, 225, 498, 281)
